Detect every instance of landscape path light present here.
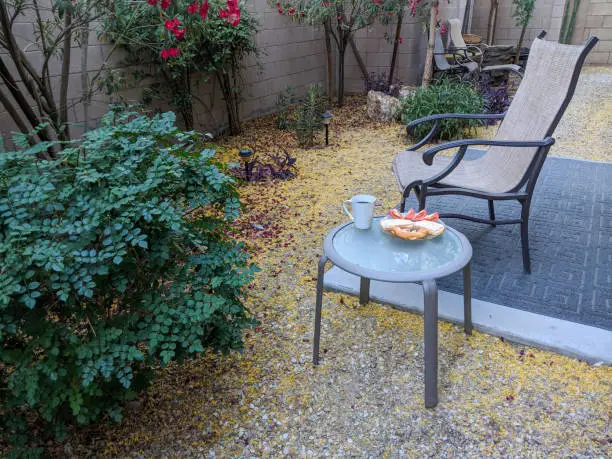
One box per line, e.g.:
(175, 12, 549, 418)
(322, 112, 333, 146)
(239, 148, 254, 181)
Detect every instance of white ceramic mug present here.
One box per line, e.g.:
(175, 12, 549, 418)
(342, 194, 376, 229)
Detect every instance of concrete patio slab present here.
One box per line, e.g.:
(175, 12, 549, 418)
(324, 266, 612, 365)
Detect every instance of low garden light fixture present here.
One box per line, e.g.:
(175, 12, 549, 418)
(322, 112, 333, 146)
(239, 148, 254, 181)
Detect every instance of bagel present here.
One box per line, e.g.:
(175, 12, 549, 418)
(390, 225, 429, 240)
(413, 220, 445, 237)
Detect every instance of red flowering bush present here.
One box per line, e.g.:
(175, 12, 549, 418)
(104, 0, 258, 134)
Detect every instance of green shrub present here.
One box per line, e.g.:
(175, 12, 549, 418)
(275, 85, 296, 130)
(294, 83, 326, 147)
(0, 110, 257, 447)
(104, 0, 259, 134)
(399, 78, 485, 140)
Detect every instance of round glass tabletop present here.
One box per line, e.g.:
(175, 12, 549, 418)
(323, 216, 472, 282)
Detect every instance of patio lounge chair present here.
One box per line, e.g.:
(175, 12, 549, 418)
(447, 18, 524, 78)
(392, 32, 599, 273)
(433, 30, 478, 80)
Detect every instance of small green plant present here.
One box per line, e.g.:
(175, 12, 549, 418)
(294, 83, 326, 147)
(559, 0, 580, 44)
(276, 85, 296, 130)
(399, 78, 485, 140)
(512, 0, 537, 63)
(0, 110, 257, 450)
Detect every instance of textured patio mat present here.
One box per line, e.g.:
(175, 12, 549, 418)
(401, 156, 611, 331)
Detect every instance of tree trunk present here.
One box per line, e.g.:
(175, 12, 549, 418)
(337, 45, 346, 107)
(217, 70, 240, 135)
(422, 2, 438, 88)
(59, 11, 72, 140)
(323, 19, 334, 102)
(349, 36, 368, 83)
(486, 0, 498, 45)
(491, 0, 500, 44)
(388, 9, 404, 87)
(81, 2, 90, 131)
(515, 24, 527, 64)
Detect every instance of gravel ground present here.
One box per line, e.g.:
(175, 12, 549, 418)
(550, 66, 612, 162)
(75, 70, 612, 458)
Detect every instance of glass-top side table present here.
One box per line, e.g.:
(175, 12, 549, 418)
(313, 216, 473, 408)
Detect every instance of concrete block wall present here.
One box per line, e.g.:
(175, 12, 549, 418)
(470, 0, 566, 46)
(343, 14, 425, 93)
(0, 0, 328, 139)
(570, 0, 612, 64)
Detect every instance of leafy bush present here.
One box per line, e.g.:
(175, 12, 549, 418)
(231, 148, 297, 181)
(294, 83, 326, 147)
(104, 0, 259, 134)
(275, 85, 296, 130)
(0, 111, 256, 447)
(477, 73, 511, 124)
(363, 71, 402, 97)
(399, 78, 485, 140)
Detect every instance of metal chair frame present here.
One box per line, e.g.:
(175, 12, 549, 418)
(400, 32, 599, 273)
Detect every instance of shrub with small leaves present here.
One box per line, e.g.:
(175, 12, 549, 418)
(294, 83, 326, 147)
(399, 77, 485, 140)
(0, 110, 257, 448)
(275, 85, 296, 130)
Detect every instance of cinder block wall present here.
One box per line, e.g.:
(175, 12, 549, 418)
(470, 0, 566, 46)
(343, 14, 425, 93)
(570, 0, 612, 64)
(0, 0, 329, 139)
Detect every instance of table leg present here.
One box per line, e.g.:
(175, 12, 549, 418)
(422, 279, 438, 408)
(313, 255, 328, 365)
(359, 277, 370, 305)
(463, 263, 473, 335)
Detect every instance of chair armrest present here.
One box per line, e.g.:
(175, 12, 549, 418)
(422, 137, 555, 165)
(407, 113, 507, 150)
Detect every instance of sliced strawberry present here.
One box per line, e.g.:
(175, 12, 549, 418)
(389, 209, 403, 219)
(424, 212, 440, 221)
(404, 208, 415, 220)
(413, 210, 427, 221)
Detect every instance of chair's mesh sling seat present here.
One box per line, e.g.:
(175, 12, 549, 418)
(393, 39, 585, 194)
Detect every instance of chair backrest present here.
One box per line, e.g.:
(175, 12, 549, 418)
(448, 18, 467, 49)
(434, 32, 451, 71)
(479, 34, 598, 192)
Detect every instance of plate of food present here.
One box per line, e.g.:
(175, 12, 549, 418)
(380, 208, 445, 240)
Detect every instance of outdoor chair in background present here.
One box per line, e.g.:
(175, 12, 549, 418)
(433, 30, 479, 81)
(393, 32, 599, 273)
(447, 18, 525, 79)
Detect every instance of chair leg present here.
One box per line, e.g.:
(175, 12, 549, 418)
(520, 201, 531, 274)
(418, 185, 427, 211)
(488, 200, 496, 227)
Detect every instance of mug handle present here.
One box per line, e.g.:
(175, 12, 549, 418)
(342, 200, 353, 221)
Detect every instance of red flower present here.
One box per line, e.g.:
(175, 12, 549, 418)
(161, 49, 170, 59)
(174, 28, 185, 40)
(288, 7, 295, 14)
(440, 24, 447, 34)
(199, 0, 209, 19)
(164, 19, 175, 30)
(219, 0, 241, 26)
(337, 15, 342, 20)
(276, 1, 280, 5)
(160, 0, 170, 9)
(323, 2, 328, 6)
(147, 0, 157, 5)
(227, 9, 240, 26)
(168, 47, 180, 57)
(278, 8, 284, 14)
(387, 12, 392, 16)
(187, 2, 198, 13)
